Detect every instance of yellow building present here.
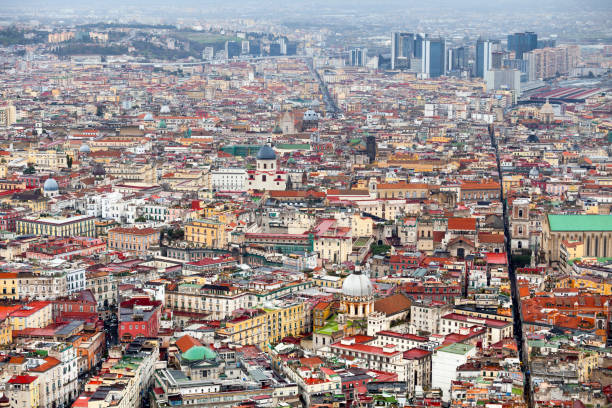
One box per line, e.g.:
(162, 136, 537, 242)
(221, 311, 269, 348)
(265, 302, 305, 344)
(184, 218, 227, 248)
(556, 276, 612, 296)
(312, 275, 344, 290)
(7, 374, 40, 408)
(351, 214, 373, 237)
(376, 182, 430, 199)
(219, 302, 305, 349)
(313, 301, 333, 331)
(28, 149, 68, 171)
(0, 317, 12, 345)
(0, 272, 18, 299)
(8, 301, 53, 331)
(502, 174, 522, 194)
(16, 215, 96, 238)
(6, 192, 49, 213)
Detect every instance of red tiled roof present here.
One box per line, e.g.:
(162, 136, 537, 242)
(175, 334, 203, 353)
(8, 375, 37, 384)
(448, 217, 477, 231)
(403, 348, 431, 359)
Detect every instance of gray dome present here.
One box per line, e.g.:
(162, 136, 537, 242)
(92, 163, 106, 177)
(256, 145, 276, 160)
(79, 143, 91, 153)
(303, 110, 318, 121)
(342, 272, 373, 298)
(43, 178, 59, 192)
(144, 113, 154, 121)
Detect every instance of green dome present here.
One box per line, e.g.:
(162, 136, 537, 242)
(182, 346, 216, 361)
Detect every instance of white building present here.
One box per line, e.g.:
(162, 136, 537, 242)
(246, 145, 287, 191)
(211, 168, 247, 192)
(66, 267, 87, 294)
(23, 341, 79, 408)
(431, 343, 476, 402)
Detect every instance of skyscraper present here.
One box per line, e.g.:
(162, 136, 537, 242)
(225, 41, 241, 59)
(391, 32, 415, 69)
(449, 46, 467, 71)
(350, 48, 368, 67)
(507, 32, 538, 59)
(414, 34, 424, 58)
(422, 37, 446, 78)
(475, 39, 502, 78)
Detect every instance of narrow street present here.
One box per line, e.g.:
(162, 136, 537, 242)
(488, 125, 533, 408)
(306, 58, 341, 117)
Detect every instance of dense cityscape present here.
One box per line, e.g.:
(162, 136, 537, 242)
(0, 1, 610, 407)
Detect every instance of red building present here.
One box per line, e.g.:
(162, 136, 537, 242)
(0, 207, 26, 231)
(403, 281, 462, 303)
(389, 254, 422, 273)
(52, 290, 99, 324)
(118, 297, 162, 342)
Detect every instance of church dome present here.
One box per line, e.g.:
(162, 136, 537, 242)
(92, 162, 106, 177)
(182, 346, 217, 361)
(303, 109, 318, 121)
(256, 145, 276, 160)
(79, 143, 91, 153)
(43, 178, 59, 192)
(540, 99, 554, 115)
(143, 112, 154, 121)
(342, 271, 373, 298)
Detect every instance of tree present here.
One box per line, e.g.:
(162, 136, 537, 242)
(24, 164, 35, 174)
(96, 105, 104, 117)
(66, 155, 73, 169)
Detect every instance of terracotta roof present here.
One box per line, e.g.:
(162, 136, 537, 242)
(478, 233, 505, 244)
(374, 293, 412, 316)
(175, 334, 203, 353)
(448, 217, 477, 231)
(30, 356, 60, 372)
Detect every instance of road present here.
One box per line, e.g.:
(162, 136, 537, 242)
(488, 125, 533, 408)
(306, 58, 341, 117)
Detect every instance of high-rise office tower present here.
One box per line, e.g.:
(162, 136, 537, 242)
(422, 37, 446, 78)
(350, 48, 368, 66)
(491, 51, 504, 69)
(507, 32, 537, 59)
(414, 34, 424, 58)
(241, 40, 250, 54)
(391, 32, 415, 69)
(225, 41, 241, 59)
(449, 46, 467, 71)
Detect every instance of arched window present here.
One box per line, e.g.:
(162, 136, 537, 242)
(263, 163, 267, 169)
(518, 241, 522, 249)
(604, 237, 608, 258)
(586, 236, 591, 255)
(262, 175, 267, 182)
(595, 236, 599, 257)
(518, 209, 523, 218)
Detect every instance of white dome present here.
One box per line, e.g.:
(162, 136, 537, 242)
(342, 272, 373, 298)
(79, 143, 91, 153)
(43, 178, 59, 192)
(144, 113, 154, 121)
